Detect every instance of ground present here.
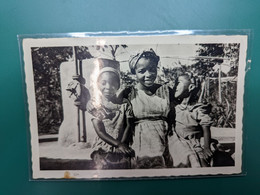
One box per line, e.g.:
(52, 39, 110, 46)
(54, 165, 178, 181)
(39, 127, 235, 170)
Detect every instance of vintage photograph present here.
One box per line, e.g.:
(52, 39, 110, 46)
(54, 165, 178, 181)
(21, 34, 247, 179)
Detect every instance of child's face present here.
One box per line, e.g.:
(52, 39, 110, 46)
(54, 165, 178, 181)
(174, 76, 191, 99)
(135, 58, 157, 87)
(98, 72, 119, 100)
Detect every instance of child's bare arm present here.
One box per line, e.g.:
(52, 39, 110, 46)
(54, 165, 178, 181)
(121, 118, 134, 143)
(92, 118, 133, 155)
(202, 125, 213, 159)
(92, 118, 120, 147)
(119, 118, 135, 156)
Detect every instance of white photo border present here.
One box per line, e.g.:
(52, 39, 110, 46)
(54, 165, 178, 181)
(20, 32, 249, 180)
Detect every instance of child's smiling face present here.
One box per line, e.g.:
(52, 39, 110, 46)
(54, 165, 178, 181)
(174, 76, 191, 99)
(98, 72, 120, 100)
(135, 58, 158, 88)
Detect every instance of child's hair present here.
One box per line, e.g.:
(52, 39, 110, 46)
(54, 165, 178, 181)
(179, 72, 201, 103)
(129, 48, 160, 74)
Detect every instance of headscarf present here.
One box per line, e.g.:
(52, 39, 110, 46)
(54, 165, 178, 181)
(97, 58, 120, 89)
(129, 48, 160, 74)
(98, 67, 120, 82)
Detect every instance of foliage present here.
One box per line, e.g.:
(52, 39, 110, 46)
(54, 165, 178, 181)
(32, 46, 93, 134)
(207, 79, 237, 128)
(193, 44, 225, 77)
(32, 47, 73, 134)
(159, 43, 240, 128)
(196, 43, 239, 128)
(95, 45, 128, 60)
(32, 45, 127, 134)
(120, 71, 136, 87)
(75, 46, 94, 60)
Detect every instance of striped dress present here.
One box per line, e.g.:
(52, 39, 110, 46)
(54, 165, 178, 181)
(92, 98, 133, 153)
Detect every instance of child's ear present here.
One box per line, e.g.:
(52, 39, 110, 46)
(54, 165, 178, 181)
(188, 84, 195, 92)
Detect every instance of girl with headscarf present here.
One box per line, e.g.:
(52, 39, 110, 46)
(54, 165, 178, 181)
(120, 49, 175, 168)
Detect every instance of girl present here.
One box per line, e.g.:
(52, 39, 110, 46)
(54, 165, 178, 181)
(169, 73, 213, 167)
(123, 49, 175, 168)
(90, 59, 134, 169)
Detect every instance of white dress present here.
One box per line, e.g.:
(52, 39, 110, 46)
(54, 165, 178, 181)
(130, 85, 171, 159)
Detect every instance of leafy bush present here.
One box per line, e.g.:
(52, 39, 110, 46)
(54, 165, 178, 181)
(32, 47, 73, 134)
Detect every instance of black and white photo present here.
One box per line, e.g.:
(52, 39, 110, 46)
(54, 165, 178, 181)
(21, 34, 247, 179)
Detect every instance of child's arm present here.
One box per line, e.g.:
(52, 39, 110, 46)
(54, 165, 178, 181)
(119, 99, 134, 146)
(196, 103, 213, 159)
(120, 118, 135, 156)
(202, 125, 213, 159)
(121, 118, 134, 144)
(119, 100, 135, 156)
(92, 118, 132, 155)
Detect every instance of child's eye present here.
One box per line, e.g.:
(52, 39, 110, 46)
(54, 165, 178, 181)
(137, 69, 145, 74)
(101, 81, 106, 85)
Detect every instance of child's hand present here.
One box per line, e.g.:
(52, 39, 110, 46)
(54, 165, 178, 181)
(116, 143, 135, 157)
(203, 147, 213, 159)
(167, 128, 173, 136)
(87, 100, 96, 112)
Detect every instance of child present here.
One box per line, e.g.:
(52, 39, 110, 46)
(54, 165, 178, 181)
(169, 73, 213, 168)
(90, 59, 134, 169)
(123, 49, 175, 168)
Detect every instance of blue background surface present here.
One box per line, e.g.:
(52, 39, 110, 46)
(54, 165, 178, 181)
(0, 0, 259, 194)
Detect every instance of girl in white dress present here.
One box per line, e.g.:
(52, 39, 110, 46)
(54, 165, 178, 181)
(125, 49, 175, 168)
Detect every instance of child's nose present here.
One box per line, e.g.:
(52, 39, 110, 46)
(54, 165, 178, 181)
(105, 83, 111, 89)
(145, 71, 153, 77)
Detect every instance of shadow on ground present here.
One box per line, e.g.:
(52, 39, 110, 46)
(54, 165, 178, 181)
(40, 158, 95, 170)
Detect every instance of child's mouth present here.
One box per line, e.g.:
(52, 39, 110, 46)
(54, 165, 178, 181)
(144, 79, 154, 83)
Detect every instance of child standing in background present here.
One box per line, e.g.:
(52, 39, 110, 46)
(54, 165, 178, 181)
(170, 73, 213, 168)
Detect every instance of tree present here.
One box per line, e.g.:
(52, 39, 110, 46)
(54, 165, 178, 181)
(193, 44, 224, 77)
(75, 46, 94, 60)
(32, 46, 94, 135)
(158, 43, 240, 128)
(32, 47, 73, 134)
(225, 43, 240, 76)
(95, 45, 128, 60)
(193, 43, 240, 128)
(120, 70, 136, 87)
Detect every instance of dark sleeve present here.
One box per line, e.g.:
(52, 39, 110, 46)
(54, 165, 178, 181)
(117, 86, 132, 101)
(122, 99, 134, 119)
(168, 86, 179, 106)
(196, 104, 213, 126)
(167, 87, 176, 133)
(168, 87, 177, 108)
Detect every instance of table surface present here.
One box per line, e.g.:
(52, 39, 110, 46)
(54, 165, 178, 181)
(0, 1, 259, 195)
